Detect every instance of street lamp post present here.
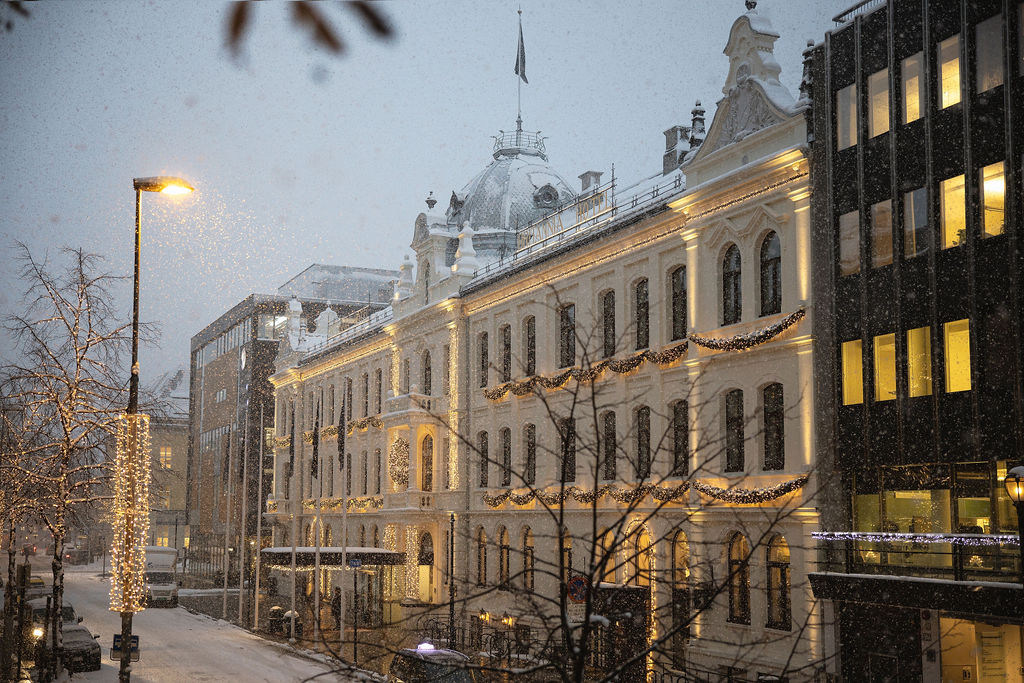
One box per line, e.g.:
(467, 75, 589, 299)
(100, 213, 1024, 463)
(448, 512, 456, 649)
(1003, 466, 1024, 586)
(114, 176, 193, 683)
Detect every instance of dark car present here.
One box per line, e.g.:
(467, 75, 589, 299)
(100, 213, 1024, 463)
(24, 577, 48, 601)
(47, 624, 101, 673)
(388, 644, 478, 683)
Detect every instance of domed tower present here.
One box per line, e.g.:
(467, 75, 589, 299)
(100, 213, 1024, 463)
(445, 121, 576, 262)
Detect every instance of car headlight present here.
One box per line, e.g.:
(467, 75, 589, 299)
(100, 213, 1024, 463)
(32, 627, 44, 639)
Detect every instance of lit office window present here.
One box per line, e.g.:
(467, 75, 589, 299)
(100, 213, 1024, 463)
(159, 446, 172, 469)
(902, 52, 923, 123)
(976, 15, 1004, 92)
(836, 84, 857, 149)
(944, 320, 971, 392)
(871, 200, 893, 267)
(842, 340, 864, 405)
(868, 68, 889, 137)
(903, 187, 928, 258)
(940, 175, 966, 248)
(906, 327, 932, 397)
(938, 35, 961, 108)
(980, 161, 1005, 238)
(839, 210, 860, 275)
(873, 333, 896, 402)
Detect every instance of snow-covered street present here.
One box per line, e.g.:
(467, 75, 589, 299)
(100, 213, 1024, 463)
(60, 563, 351, 682)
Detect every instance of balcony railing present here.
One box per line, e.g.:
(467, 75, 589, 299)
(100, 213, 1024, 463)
(813, 531, 1021, 583)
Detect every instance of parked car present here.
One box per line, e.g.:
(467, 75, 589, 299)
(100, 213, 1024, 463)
(37, 623, 101, 673)
(388, 643, 478, 683)
(63, 548, 89, 565)
(24, 576, 48, 601)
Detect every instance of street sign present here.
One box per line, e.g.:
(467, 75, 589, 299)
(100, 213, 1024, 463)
(111, 634, 140, 662)
(348, 558, 362, 568)
(567, 575, 590, 604)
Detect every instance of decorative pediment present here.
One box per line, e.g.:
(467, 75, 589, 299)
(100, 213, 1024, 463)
(412, 213, 430, 243)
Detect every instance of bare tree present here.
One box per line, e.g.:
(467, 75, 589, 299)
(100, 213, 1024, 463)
(1, 245, 132, 679)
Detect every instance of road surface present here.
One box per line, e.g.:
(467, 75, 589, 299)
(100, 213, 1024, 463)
(56, 561, 353, 682)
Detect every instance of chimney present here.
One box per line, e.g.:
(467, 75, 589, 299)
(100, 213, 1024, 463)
(578, 170, 604, 193)
(689, 101, 706, 148)
(662, 125, 690, 175)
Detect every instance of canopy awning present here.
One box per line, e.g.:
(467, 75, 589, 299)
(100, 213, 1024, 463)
(260, 546, 404, 569)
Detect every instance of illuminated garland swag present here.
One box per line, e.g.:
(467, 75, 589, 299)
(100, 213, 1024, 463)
(484, 308, 805, 401)
(302, 496, 384, 512)
(482, 473, 808, 508)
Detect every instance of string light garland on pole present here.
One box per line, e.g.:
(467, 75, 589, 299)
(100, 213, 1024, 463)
(109, 413, 152, 612)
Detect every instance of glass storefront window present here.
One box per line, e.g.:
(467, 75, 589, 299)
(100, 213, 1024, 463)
(940, 618, 1023, 683)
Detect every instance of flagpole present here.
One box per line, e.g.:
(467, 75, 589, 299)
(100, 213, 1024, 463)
(253, 404, 265, 631)
(517, 8, 523, 140)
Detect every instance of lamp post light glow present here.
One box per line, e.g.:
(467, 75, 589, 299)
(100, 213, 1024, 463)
(1004, 466, 1024, 585)
(111, 176, 193, 683)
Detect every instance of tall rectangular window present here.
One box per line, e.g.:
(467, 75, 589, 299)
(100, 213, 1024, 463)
(725, 389, 744, 472)
(902, 52, 924, 123)
(836, 83, 857, 149)
(523, 316, 536, 376)
(636, 406, 650, 480)
(903, 187, 928, 258)
(873, 333, 897, 402)
(602, 412, 617, 481)
(762, 384, 785, 471)
(635, 279, 649, 350)
(443, 345, 451, 396)
(871, 200, 893, 267)
(841, 340, 864, 406)
(601, 290, 616, 358)
(374, 368, 382, 414)
(524, 424, 536, 485)
(940, 174, 966, 248)
(907, 327, 932, 397)
(559, 305, 576, 368)
(671, 401, 688, 476)
(478, 432, 489, 488)
(980, 161, 1005, 238)
(938, 35, 961, 108)
(479, 332, 489, 388)
(976, 15, 1004, 92)
(839, 210, 860, 276)
(159, 446, 172, 469)
(944, 319, 971, 392)
(560, 418, 576, 483)
(500, 325, 512, 383)
(671, 266, 687, 341)
(868, 68, 889, 137)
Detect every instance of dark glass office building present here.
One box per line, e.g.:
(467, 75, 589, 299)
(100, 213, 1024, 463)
(807, 0, 1024, 680)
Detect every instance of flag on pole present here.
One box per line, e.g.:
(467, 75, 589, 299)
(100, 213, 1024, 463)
(514, 17, 528, 84)
(311, 400, 320, 478)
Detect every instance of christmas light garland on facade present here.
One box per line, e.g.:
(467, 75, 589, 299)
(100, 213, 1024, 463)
(388, 437, 410, 487)
(482, 473, 808, 508)
(109, 413, 152, 613)
(483, 340, 689, 400)
(812, 531, 1019, 547)
(688, 308, 806, 351)
(301, 496, 384, 512)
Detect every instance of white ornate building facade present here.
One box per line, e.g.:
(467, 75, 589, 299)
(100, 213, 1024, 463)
(264, 6, 828, 680)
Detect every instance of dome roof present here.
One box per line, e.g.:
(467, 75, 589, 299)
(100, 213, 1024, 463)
(447, 128, 576, 234)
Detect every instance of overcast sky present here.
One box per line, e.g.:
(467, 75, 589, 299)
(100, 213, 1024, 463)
(0, 0, 848, 380)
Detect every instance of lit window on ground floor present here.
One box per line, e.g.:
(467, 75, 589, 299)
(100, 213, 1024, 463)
(939, 617, 1022, 683)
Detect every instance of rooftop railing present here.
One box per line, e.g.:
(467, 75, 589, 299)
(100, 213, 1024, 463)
(832, 0, 886, 26)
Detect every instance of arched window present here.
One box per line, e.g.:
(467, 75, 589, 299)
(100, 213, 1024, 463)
(602, 411, 617, 481)
(422, 351, 432, 395)
(635, 279, 649, 350)
(478, 431, 489, 488)
(499, 324, 512, 383)
(523, 424, 536, 486)
(418, 532, 434, 603)
(635, 406, 651, 480)
(723, 244, 742, 325)
(523, 316, 536, 376)
(632, 529, 652, 587)
(522, 528, 535, 590)
(420, 435, 434, 492)
(498, 527, 510, 588)
(559, 304, 576, 368)
(672, 400, 689, 476)
(478, 332, 489, 388)
(500, 427, 512, 486)
(763, 383, 785, 471)
(671, 266, 687, 341)
(560, 418, 576, 483)
(597, 529, 616, 584)
(728, 533, 751, 624)
(725, 389, 745, 472)
(401, 359, 410, 394)
(766, 536, 791, 630)
(601, 290, 616, 358)
(760, 231, 782, 316)
(476, 528, 487, 586)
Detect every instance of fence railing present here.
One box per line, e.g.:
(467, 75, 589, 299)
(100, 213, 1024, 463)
(832, 0, 886, 26)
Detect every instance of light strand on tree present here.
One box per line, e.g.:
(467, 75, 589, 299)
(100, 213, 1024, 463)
(109, 413, 151, 613)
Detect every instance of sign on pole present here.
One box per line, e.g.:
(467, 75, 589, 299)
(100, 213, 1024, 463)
(111, 634, 140, 661)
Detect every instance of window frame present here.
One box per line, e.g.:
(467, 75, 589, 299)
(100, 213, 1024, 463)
(722, 244, 742, 326)
(759, 232, 781, 316)
(634, 278, 650, 350)
(762, 383, 785, 471)
(725, 389, 745, 472)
